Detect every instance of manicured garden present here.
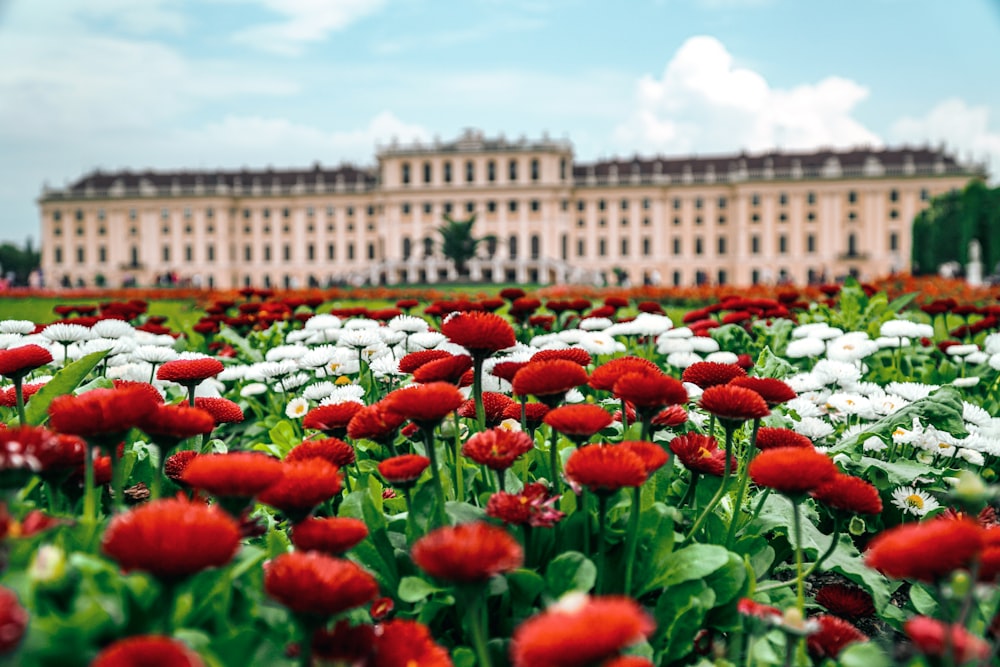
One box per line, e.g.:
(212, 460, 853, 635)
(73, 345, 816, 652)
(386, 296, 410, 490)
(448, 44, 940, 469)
(0, 277, 999, 666)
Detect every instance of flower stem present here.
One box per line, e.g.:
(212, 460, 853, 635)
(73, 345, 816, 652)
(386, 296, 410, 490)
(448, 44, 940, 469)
(187, 384, 197, 407)
(13, 377, 26, 428)
(620, 398, 629, 433)
(689, 424, 735, 538)
(596, 493, 609, 595)
(472, 356, 486, 433)
(468, 592, 493, 667)
(725, 417, 761, 548)
(792, 499, 805, 615)
(423, 429, 448, 527)
(453, 411, 464, 502)
(623, 485, 642, 595)
(83, 443, 97, 524)
(549, 428, 561, 496)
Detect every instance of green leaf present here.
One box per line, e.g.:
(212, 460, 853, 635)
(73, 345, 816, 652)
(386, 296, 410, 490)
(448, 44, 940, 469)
(838, 641, 891, 667)
(651, 579, 716, 662)
(545, 551, 597, 597)
(398, 576, 441, 603)
(452, 647, 477, 667)
(640, 544, 729, 596)
(909, 583, 939, 616)
(702, 552, 748, 607)
(266, 420, 298, 456)
(25, 349, 109, 425)
(216, 328, 263, 362)
(755, 346, 795, 379)
(507, 569, 545, 609)
(710, 324, 755, 355)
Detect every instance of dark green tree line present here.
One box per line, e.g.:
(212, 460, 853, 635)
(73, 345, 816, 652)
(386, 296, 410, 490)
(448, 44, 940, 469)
(0, 238, 41, 285)
(912, 180, 1000, 275)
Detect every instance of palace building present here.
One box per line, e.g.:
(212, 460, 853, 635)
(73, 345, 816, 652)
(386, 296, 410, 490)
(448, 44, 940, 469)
(38, 129, 984, 289)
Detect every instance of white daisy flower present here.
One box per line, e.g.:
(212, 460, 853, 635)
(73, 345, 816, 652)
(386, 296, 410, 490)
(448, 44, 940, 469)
(891, 486, 939, 517)
(786, 337, 826, 359)
(0, 333, 26, 350)
(952, 377, 980, 388)
(990, 353, 1000, 371)
(666, 351, 703, 369)
(880, 320, 933, 339)
(964, 402, 993, 428)
(285, 397, 310, 419)
(657, 338, 695, 355)
(246, 360, 299, 382)
(826, 333, 879, 362)
(875, 336, 910, 349)
(324, 384, 366, 405)
(862, 436, 888, 453)
(683, 382, 703, 400)
(306, 329, 341, 345)
(91, 319, 136, 339)
(407, 331, 446, 351)
(304, 314, 342, 331)
(659, 327, 693, 339)
(0, 320, 35, 335)
(784, 397, 823, 419)
(266, 344, 308, 361)
(302, 381, 338, 401)
(705, 351, 739, 365)
(217, 365, 249, 382)
(106, 362, 154, 383)
(984, 332, 1000, 355)
(240, 382, 268, 398)
(42, 323, 93, 344)
(871, 393, 910, 416)
(579, 317, 613, 331)
(338, 329, 382, 350)
(947, 344, 979, 357)
(133, 345, 178, 364)
(689, 337, 720, 354)
(378, 329, 406, 347)
(965, 351, 989, 365)
(958, 448, 985, 466)
(387, 315, 428, 334)
(343, 318, 379, 330)
(79, 338, 135, 357)
(285, 329, 313, 344)
(792, 416, 834, 440)
(565, 388, 585, 404)
(825, 392, 874, 419)
(299, 346, 339, 369)
(577, 332, 625, 356)
(785, 373, 826, 394)
(885, 381, 939, 402)
(274, 372, 311, 392)
(370, 355, 404, 379)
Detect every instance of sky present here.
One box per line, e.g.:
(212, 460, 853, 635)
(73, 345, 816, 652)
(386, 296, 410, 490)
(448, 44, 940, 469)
(1, 0, 999, 245)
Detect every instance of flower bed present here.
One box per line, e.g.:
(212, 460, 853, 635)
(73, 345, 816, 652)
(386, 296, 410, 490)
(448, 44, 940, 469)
(0, 278, 998, 665)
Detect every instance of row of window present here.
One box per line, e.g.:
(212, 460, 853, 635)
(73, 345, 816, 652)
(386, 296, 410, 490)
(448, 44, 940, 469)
(401, 157, 567, 186)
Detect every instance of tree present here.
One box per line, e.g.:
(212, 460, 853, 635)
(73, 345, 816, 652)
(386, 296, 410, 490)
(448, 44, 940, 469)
(0, 238, 41, 286)
(437, 213, 495, 279)
(912, 181, 1000, 275)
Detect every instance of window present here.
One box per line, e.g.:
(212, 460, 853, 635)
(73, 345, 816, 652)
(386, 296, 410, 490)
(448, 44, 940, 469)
(244, 246, 252, 261)
(643, 217, 651, 226)
(751, 235, 760, 254)
(807, 234, 816, 253)
(509, 236, 518, 259)
(263, 209, 271, 219)
(282, 208, 290, 219)
(459, 201, 472, 214)
(402, 162, 411, 185)
(848, 211, 857, 221)
(402, 203, 411, 215)
(160, 208, 169, 220)
(560, 158, 567, 181)
(162, 246, 170, 262)
(621, 198, 629, 210)
(129, 209, 137, 221)
(672, 238, 681, 254)
(598, 219, 606, 227)
(53, 210, 62, 222)
(561, 234, 568, 260)
(673, 271, 681, 286)
(807, 192, 816, 205)
(368, 243, 375, 260)
(920, 188, 930, 201)
(642, 238, 651, 256)
(531, 159, 539, 182)
(620, 239, 628, 256)
(423, 202, 433, 215)
(465, 160, 475, 183)
(577, 219, 585, 228)
(890, 232, 899, 251)
(243, 209, 251, 219)
(718, 216, 726, 225)
(443, 162, 452, 183)
(577, 239, 585, 256)
(598, 199, 606, 211)
(779, 193, 788, 206)
(621, 218, 628, 226)
(367, 206, 374, 217)
(487, 201, 497, 213)
(695, 216, 703, 226)
(847, 233, 857, 256)
(423, 162, 432, 183)
(348, 244, 355, 260)
(208, 245, 216, 261)
(779, 235, 788, 254)
(598, 239, 607, 256)
(402, 238, 411, 260)
(98, 226, 106, 236)
(283, 245, 291, 261)
(890, 209, 899, 219)
(328, 244, 335, 260)
(509, 160, 518, 182)
(54, 226, 62, 236)
(530, 200, 540, 212)
(673, 198, 681, 210)
(848, 190, 857, 204)
(347, 207, 355, 217)
(561, 200, 569, 211)
(643, 198, 651, 210)
(530, 235, 540, 259)
(890, 189, 899, 202)
(807, 211, 816, 222)
(54, 247, 62, 264)
(443, 203, 452, 214)
(78, 226, 86, 237)
(673, 217, 680, 226)
(779, 213, 787, 222)
(508, 200, 518, 213)
(751, 213, 760, 223)
(577, 201, 585, 211)
(751, 194, 760, 206)
(98, 246, 106, 262)
(488, 160, 496, 182)
(182, 207, 191, 220)
(97, 209, 106, 221)
(695, 237, 703, 255)
(130, 246, 139, 265)
(184, 225, 192, 235)
(718, 270, 727, 285)
(718, 237, 727, 255)
(752, 269, 760, 285)
(185, 246, 192, 262)
(695, 198, 703, 209)
(264, 246, 272, 262)
(718, 197, 727, 209)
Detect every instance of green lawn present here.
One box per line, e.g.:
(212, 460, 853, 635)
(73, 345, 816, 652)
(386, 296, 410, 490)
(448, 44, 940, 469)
(0, 298, 201, 334)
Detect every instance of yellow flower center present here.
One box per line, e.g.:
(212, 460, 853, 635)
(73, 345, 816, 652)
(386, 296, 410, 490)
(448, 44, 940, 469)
(905, 494, 925, 509)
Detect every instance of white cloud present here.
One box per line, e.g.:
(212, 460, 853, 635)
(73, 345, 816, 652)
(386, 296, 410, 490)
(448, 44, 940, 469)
(231, 0, 387, 55)
(614, 36, 881, 154)
(890, 98, 1000, 178)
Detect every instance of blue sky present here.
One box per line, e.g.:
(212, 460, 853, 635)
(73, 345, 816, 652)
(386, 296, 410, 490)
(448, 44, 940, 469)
(1, 0, 998, 244)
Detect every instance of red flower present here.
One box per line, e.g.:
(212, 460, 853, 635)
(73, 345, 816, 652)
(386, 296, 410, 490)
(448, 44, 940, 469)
(181, 452, 284, 500)
(164, 450, 199, 484)
(728, 377, 796, 406)
(979, 527, 1000, 581)
(347, 403, 405, 442)
(383, 382, 465, 427)
(264, 551, 379, 617)
(904, 616, 990, 664)
(458, 392, 515, 426)
(156, 358, 224, 385)
(193, 397, 244, 424)
(49, 385, 159, 444)
(699, 385, 770, 424)
(503, 402, 550, 428)
(0, 426, 84, 476)
(111, 380, 165, 405)
(0, 344, 52, 379)
(371, 596, 394, 620)
(651, 404, 688, 429)
(588, 356, 660, 392)
(491, 360, 529, 383)
(814, 583, 875, 619)
(303, 402, 363, 436)
(512, 360, 588, 405)
(258, 459, 343, 520)
(737, 598, 782, 623)
(865, 518, 985, 582)
(748, 447, 836, 496)
(565, 445, 648, 494)
(532, 348, 592, 366)
(0, 586, 27, 655)
(91, 636, 204, 667)
(399, 350, 453, 374)
(411, 522, 524, 583)
(462, 428, 534, 470)
(619, 441, 669, 474)
(612, 373, 688, 410)
(291, 517, 368, 555)
(102, 497, 241, 580)
(286, 438, 356, 467)
(543, 404, 613, 439)
(681, 361, 747, 389)
(811, 474, 883, 515)
(511, 595, 655, 667)
(312, 621, 376, 664)
(412, 354, 473, 384)
(807, 615, 867, 659)
(500, 287, 527, 301)
(755, 427, 813, 450)
(669, 433, 732, 476)
(378, 455, 430, 486)
(601, 658, 654, 667)
(139, 404, 216, 445)
(441, 311, 516, 355)
(372, 619, 454, 667)
(0, 382, 44, 407)
(486, 483, 565, 527)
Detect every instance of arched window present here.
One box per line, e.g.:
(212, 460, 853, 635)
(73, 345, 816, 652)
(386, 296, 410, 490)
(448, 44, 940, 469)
(401, 162, 411, 185)
(402, 237, 412, 260)
(423, 237, 434, 258)
(508, 236, 518, 260)
(848, 233, 858, 256)
(465, 160, 475, 183)
(530, 234, 540, 260)
(422, 162, 432, 183)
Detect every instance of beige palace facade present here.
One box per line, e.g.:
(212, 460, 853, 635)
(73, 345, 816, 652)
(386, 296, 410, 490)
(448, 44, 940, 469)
(38, 129, 983, 289)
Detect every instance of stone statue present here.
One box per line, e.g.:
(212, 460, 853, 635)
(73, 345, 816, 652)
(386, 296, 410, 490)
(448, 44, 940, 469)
(968, 239, 983, 286)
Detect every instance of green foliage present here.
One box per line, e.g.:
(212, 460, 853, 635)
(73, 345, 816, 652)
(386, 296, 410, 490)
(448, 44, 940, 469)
(0, 239, 40, 285)
(437, 213, 494, 277)
(23, 350, 109, 426)
(912, 180, 1000, 274)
